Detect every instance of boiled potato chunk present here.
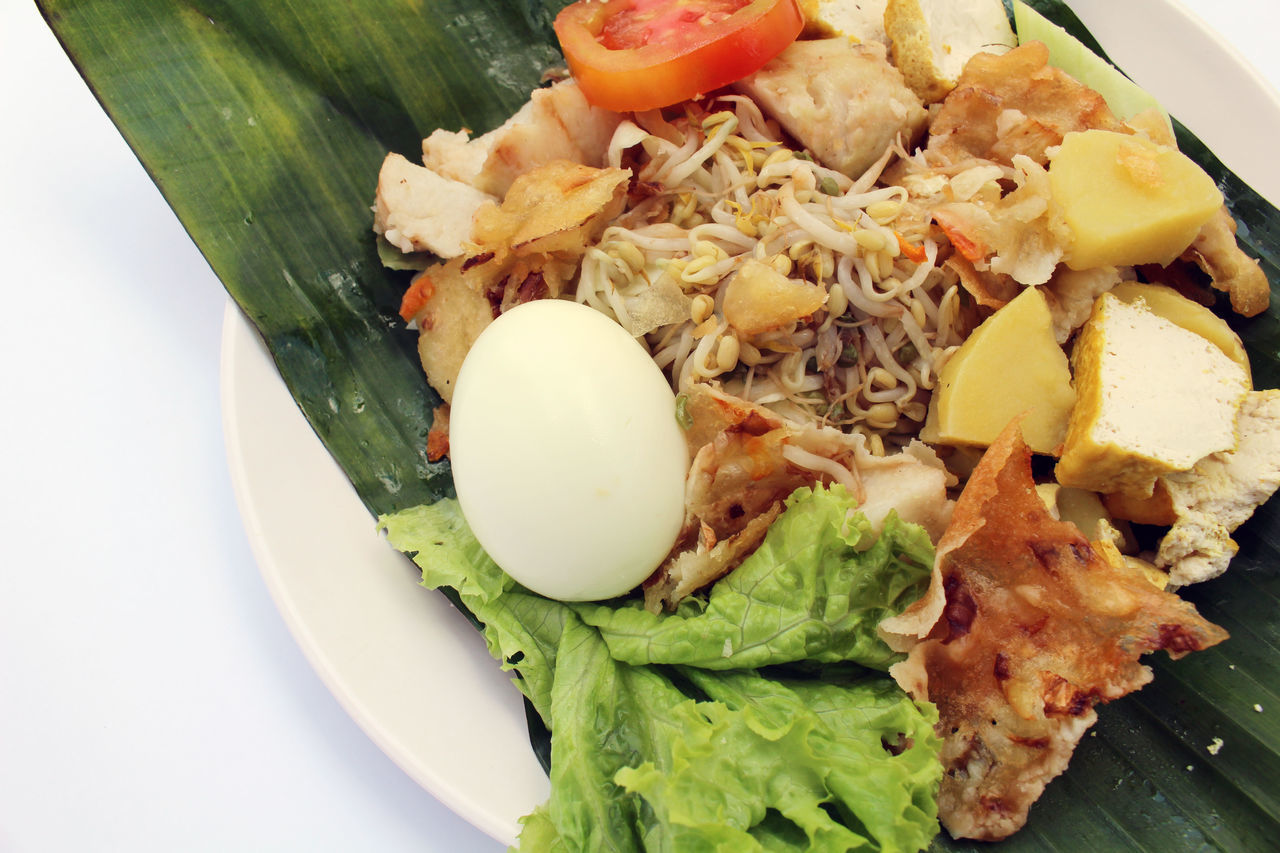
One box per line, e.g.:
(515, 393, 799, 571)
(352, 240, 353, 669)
(1109, 281, 1251, 383)
(1102, 481, 1177, 526)
(1049, 130, 1222, 270)
(921, 286, 1075, 453)
(1037, 482, 1138, 552)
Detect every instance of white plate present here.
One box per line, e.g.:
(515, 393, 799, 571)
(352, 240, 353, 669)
(220, 300, 548, 844)
(221, 0, 1280, 846)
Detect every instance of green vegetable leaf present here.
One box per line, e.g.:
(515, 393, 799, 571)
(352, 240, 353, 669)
(38, 0, 570, 516)
(382, 496, 943, 851)
(543, 617, 941, 852)
(575, 485, 934, 672)
(380, 499, 570, 720)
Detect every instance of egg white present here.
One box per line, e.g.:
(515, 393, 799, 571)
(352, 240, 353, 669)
(448, 299, 689, 601)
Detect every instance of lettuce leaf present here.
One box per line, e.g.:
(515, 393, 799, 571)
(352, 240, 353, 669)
(379, 499, 569, 719)
(379, 487, 943, 850)
(538, 617, 941, 852)
(575, 485, 935, 672)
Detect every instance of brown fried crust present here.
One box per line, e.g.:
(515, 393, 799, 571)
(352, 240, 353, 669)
(893, 420, 1227, 841)
(928, 41, 1123, 167)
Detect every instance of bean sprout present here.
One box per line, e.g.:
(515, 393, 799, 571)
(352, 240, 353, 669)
(573, 101, 959, 441)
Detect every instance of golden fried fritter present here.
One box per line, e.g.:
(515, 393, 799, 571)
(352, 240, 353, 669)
(888, 420, 1227, 840)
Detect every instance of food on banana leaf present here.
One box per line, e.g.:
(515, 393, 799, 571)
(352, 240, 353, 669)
(370, 0, 1274, 845)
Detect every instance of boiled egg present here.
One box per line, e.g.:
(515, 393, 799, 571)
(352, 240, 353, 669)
(448, 299, 689, 601)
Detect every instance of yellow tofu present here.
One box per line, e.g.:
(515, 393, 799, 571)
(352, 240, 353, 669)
(1109, 281, 1251, 383)
(884, 0, 1017, 103)
(1049, 130, 1223, 270)
(800, 0, 889, 44)
(1158, 389, 1280, 585)
(1055, 293, 1249, 496)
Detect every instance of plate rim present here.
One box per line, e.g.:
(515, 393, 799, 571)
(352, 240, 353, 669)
(219, 300, 547, 845)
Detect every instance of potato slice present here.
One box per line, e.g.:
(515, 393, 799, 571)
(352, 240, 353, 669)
(921, 286, 1075, 454)
(1102, 481, 1177, 526)
(1049, 130, 1223, 270)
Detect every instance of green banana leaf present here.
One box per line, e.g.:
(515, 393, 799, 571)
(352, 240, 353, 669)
(40, 0, 1279, 849)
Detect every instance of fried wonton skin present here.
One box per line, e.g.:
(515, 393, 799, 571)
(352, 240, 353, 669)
(1183, 205, 1271, 318)
(470, 160, 631, 270)
(401, 161, 632, 401)
(886, 420, 1227, 841)
(924, 40, 1270, 318)
(927, 41, 1122, 168)
(645, 385, 954, 611)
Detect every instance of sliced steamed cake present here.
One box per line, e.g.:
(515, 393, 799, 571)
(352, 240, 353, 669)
(1055, 292, 1250, 497)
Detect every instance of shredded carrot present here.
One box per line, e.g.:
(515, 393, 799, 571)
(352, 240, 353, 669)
(895, 231, 928, 264)
(399, 272, 435, 322)
(931, 212, 987, 263)
(425, 405, 450, 461)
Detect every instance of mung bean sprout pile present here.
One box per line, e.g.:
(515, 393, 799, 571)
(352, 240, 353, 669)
(575, 96, 966, 452)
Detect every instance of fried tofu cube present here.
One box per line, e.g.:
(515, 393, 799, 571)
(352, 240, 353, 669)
(1055, 293, 1249, 496)
(885, 0, 1016, 104)
(1109, 281, 1251, 382)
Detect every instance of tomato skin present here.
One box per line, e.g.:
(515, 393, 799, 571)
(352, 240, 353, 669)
(554, 0, 804, 112)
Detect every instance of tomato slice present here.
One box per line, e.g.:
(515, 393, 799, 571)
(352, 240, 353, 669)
(553, 0, 804, 112)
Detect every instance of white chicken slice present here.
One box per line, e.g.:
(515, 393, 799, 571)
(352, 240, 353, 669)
(421, 79, 623, 198)
(372, 153, 495, 258)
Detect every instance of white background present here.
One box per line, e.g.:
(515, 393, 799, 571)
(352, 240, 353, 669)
(2, 1, 1278, 851)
